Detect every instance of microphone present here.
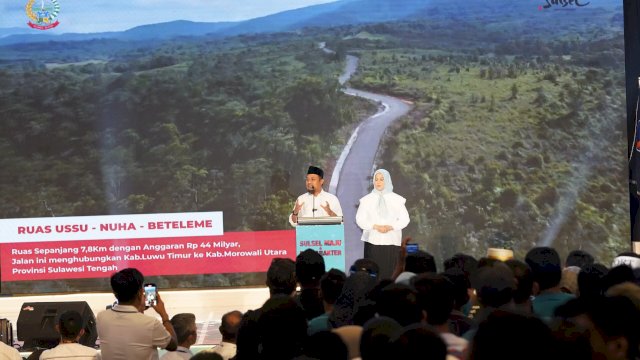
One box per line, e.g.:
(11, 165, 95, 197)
(311, 186, 317, 217)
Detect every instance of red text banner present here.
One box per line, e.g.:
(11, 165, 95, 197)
(1, 230, 296, 281)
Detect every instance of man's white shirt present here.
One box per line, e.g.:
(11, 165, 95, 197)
(289, 190, 343, 226)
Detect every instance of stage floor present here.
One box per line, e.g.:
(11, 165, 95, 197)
(0, 287, 270, 349)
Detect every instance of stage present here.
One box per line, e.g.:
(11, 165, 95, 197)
(0, 287, 270, 351)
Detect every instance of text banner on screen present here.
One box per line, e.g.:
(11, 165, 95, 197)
(1, 230, 296, 281)
(0, 212, 223, 243)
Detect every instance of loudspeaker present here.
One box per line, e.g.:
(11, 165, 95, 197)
(17, 301, 97, 350)
(0, 318, 13, 346)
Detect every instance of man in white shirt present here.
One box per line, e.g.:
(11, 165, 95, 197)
(289, 166, 343, 226)
(0, 341, 22, 360)
(160, 314, 196, 360)
(40, 310, 100, 360)
(208, 310, 242, 360)
(97, 268, 177, 360)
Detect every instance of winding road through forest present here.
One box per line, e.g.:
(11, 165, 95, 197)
(324, 49, 414, 268)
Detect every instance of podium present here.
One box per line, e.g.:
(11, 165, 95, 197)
(296, 217, 345, 272)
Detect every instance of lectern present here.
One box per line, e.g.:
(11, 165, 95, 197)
(296, 216, 345, 272)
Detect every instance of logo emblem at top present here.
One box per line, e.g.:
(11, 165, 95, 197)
(26, 0, 60, 30)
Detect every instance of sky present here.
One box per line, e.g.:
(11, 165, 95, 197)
(1, 0, 340, 33)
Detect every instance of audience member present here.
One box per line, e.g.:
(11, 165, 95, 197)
(605, 282, 640, 311)
(375, 283, 423, 326)
(97, 268, 177, 360)
(468, 310, 557, 360)
(442, 268, 475, 336)
(565, 250, 595, 269)
(505, 259, 534, 314)
(360, 316, 402, 360)
(329, 270, 377, 328)
(303, 331, 348, 360)
(393, 324, 447, 360)
(257, 295, 307, 360)
(160, 313, 197, 360)
(559, 266, 580, 294)
(208, 310, 241, 360)
(525, 247, 574, 321)
(577, 263, 608, 300)
(308, 269, 346, 335)
(601, 265, 635, 293)
(413, 273, 468, 360)
(40, 310, 99, 360)
(235, 258, 296, 360)
(295, 249, 326, 321)
(585, 296, 640, 360)
(332, 325, 362, 360)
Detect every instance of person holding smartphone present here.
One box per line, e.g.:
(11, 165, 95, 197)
(356, 169, 410, 279)
(97, 268, 178, 360)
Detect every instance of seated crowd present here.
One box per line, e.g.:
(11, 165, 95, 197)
(3, 244, 639, 360)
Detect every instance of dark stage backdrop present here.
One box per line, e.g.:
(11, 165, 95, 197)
(0, 0, 629, 294)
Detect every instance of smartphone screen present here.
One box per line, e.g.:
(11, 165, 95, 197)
(406, 243, 419, 254)
(144, 283, 157, 307)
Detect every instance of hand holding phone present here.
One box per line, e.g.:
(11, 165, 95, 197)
(406, 243, 419, 254)
(144, 283, 157, 307)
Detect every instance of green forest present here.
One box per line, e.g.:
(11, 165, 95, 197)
(0, 32, 373, 231)
(0, 2, 630, 268)
(331, 15, 628, 263)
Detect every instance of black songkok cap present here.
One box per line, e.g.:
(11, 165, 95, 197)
(307, 166, 324, 179)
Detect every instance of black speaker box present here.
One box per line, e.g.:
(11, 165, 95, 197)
(0, 319, 13, 346)
(17, 301, 97, 350)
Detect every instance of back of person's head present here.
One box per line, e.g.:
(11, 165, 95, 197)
(375, 283, 423, 326)
(472, 262, 515, 308)
(110, 268, 144, 302)
(392, 324, 447, 360)
(171, 313, 196, 345)
(304, 331, 348, 360)
(565, 250, 595, 269)
(360, 316, 402, 360)
(587, 295, 640, 360)
(190, 352, 223, 360)
(405, 250, 437, 274)
(296, 249, 326, 287)
(601, 265, 635, 293)
(469, 310, 556, 360)
(320, 269, 346, 305)
(505, 259, 533, 304)
(443, 253, 478, 278)
(219, 310, 242, 343)
(477, 257, 501, 269)
(258, 295, 307, 359)
(350, 258, 380, 279)
(442, 268, 470, 310)
(412, 273, 454, 326)
(525, 247, 562, 291)
(58, 310, 84, 341)
(330, 271, 378, 328)
(578, 263, 608, 299)
(266, 258, 296, 296)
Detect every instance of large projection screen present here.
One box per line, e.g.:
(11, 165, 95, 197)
(0, 0, 628, 294)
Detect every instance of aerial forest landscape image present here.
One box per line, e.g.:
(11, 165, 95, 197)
(0, 0, 629, 289)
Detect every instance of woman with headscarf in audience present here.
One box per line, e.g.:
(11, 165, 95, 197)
(356, 169, 410, 280)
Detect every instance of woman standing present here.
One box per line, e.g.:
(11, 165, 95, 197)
(356, 169, 410, 279)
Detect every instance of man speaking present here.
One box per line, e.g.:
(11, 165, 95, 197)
(289, 166, 343, 226)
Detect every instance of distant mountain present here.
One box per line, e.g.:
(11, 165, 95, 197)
(0, 0, 621, 46)
(0, 27, 37, 38)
